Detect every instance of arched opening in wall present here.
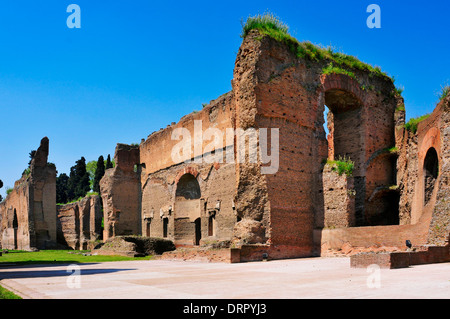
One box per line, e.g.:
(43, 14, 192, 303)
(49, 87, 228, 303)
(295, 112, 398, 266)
(13, 209, 18, 249)
(174, 173, 202, 245)
(323, 88, 365, 226)
(176, 174, 201, 200)
(424, 147, 439, 205)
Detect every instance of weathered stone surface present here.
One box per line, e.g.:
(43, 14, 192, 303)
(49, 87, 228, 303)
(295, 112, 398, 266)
(100, 144, 141, 240)
(95, 30, 449, 262)
(2, 28, 447, 266)
(322, 164, 355, 228)
(93, 236, 175, 257)
(0, 137, 56, 250)
(57, 195, 102, 250)
(232, 219, 266, 245)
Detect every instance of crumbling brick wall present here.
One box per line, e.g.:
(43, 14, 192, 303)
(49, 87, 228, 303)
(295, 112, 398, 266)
(100, 144, 140, 240)
(139, 93, 237, 246)
(96, 29, 448, 261)
(57, 194, 102, 250)
(231, 30, 399, 259)
(0, 137, 57, 250)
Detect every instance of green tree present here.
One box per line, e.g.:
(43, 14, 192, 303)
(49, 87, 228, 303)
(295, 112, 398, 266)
(67, 157, 91, 201)
(86, 160, 97, 190)
(93, 155, 105, 193)
(106, 154, 113, 169)
(0, 179, 3, 202)
(56, 173, 69, 204)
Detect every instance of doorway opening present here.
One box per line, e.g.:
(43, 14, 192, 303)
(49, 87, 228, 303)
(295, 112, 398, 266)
(163, 218, 168, 238)
(174, 173, 202, 245)
(194, 218, 201, 245)
(13, 209, 18, 249)
(424, 147, 439, 205)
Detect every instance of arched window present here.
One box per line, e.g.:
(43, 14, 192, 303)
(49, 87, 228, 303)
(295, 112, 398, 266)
(176, 174, 201, 200)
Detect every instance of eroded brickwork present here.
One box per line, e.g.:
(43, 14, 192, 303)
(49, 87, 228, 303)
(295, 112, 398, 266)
(57, 195, 102, 250)
(0, 137, 57, 250)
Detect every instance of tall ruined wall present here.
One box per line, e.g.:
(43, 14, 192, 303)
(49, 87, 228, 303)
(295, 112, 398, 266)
(0, 177, 31, 250)
(139, 93, 237, 246)
(0, 137, 57, 250)
(396, 95, 449, 246)
(140, 93, 235, 174)
(425, 97, 449, 245)
(231, 31, 399, 260)
(100, 144, 140, 240)
(57, 195, 102, 250)
(96, 28, 448, 261)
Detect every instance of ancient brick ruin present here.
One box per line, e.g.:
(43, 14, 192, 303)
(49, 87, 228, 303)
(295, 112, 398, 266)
(0, 137, 57, 250)
(1, 29, 448, 265)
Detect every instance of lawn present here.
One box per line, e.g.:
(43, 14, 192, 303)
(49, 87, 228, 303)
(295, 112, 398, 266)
(0, 285, 22, 299)
(0, 249, 152, 265)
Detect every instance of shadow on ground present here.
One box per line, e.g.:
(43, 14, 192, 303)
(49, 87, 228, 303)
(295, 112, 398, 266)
(0, 263, 136, 280)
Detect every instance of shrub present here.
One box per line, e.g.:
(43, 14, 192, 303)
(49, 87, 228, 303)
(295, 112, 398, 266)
(404, 114, 430, 134)
(326, 156, 354, 176)
(241, 12, 289, 39)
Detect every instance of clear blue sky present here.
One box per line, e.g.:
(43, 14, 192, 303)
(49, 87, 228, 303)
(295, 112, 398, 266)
(0, 0, 449, 198)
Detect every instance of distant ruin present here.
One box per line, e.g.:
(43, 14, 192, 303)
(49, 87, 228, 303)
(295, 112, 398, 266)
(1, 28, 448, 264)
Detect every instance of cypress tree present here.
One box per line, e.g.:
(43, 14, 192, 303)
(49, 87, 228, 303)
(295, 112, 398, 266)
(93, 155, 105, 193)
(106, 154, 113, 169)
(67, 157, 91, 201)
(76, 157, 91, 197)
(56, 173, 69, 204)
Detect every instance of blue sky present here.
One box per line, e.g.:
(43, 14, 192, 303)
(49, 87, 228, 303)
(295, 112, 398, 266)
(0, 0, 449, 198)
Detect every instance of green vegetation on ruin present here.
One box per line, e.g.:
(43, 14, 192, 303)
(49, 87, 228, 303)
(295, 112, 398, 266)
(438, 84, 449, 101)
(404, 113, 430, 134)
(324, 156, 355, 177)
(241, 12, 393, 83)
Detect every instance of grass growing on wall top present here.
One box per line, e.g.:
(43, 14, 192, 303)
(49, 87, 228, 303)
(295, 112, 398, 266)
(324, 156, 355, 177)
(404, 113, 430, 134)
(241, 12, 392, 82)
(438, 85, 449, 101)
(322, 63, 357, 81)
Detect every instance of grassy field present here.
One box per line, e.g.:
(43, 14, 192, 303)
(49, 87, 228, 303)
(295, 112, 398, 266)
(0, 285, 22, 299)
(0, 249, 152, 265)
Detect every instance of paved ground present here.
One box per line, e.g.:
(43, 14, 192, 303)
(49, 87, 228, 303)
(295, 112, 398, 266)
(0, 257, 449, 299)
